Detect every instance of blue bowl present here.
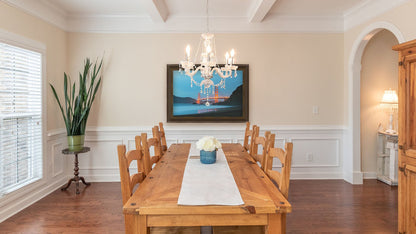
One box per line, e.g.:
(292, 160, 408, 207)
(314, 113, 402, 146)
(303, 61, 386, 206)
(200, 150, 217, 164)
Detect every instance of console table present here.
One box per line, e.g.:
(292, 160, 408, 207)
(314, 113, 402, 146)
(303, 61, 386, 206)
(376, 131, 398, 185)
(61, 147, 91, 194)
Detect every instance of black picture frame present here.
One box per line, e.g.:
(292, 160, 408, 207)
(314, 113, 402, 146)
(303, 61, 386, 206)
(167, 64, 249, 122)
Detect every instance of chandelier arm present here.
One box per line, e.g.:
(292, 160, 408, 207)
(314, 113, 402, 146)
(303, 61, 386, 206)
(212, 67, 232, 79)
(185, 66, 202, 78)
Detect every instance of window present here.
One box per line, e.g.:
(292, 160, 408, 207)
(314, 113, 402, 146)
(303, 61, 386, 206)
(0, 41, 43, 196)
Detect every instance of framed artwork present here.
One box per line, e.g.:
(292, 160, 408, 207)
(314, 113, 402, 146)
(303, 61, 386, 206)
(167, 64, 249, 122)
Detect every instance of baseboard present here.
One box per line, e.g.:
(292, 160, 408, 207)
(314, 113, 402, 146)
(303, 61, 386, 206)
(0, 176, 68, 223)
(290, 172, 344, 180)
(80, 171, 121, 182)
(363, 171, 377, 179)
(344, 171, 363, 184)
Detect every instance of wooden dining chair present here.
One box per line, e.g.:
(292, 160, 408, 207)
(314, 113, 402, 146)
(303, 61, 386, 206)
(117, 138, 146, 205)
(140, 132, 162, 176)
(250, 126, 273, 170)
(117, 138, 147, 232)
(264, 137, 293, 199)
(152, 123, 167, 156)
(158, 122, 168, 154)
(261, 137, 294, 233)
(243, 122, 258, 154)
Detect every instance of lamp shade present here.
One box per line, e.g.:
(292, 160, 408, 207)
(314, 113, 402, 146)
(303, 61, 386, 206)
(381, 89, 398, 104)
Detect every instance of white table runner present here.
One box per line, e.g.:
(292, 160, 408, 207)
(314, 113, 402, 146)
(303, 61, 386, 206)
(177, 144, 244, 206)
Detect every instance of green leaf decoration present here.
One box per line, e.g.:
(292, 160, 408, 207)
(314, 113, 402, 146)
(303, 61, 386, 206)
(50, 57, 104, 136)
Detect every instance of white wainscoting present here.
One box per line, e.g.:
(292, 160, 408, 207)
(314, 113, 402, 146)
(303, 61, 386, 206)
(0, 125, 345, 223)
(52, 125, 347, 182)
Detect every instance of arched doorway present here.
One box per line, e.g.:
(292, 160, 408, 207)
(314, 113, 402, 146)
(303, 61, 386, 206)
(361, 30, 398, 179)
(347, 22, 404, 184)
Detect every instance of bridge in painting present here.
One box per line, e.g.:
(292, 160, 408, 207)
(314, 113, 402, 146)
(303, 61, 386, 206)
(196, 87, 230, 104)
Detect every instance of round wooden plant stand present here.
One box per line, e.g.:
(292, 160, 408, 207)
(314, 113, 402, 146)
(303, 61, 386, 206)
(61, 147, 91, 194)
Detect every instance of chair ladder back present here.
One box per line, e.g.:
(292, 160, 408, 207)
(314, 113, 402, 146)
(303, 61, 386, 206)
(137, 134, 151, 176)
(243, 122, 253, 152)
(265, 142, 293, 199)
(159, 122, 168, 154)
(153, 125, 167, 157)
(263, 133, 276, 173)
(140, 133, 162, 174)
(251, 129, 272, 170)
(249, 125, 260, 157)
(117, 144, 145, 205)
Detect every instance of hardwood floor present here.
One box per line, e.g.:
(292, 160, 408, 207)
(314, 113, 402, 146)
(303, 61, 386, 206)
(0, 180, 397, 233)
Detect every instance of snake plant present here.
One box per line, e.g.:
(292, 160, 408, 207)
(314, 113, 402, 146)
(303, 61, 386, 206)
(50, 58, 103, 136)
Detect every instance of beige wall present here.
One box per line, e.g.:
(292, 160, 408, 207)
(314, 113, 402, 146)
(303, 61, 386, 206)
(0, 1, 67, 131)
(67, 33, 344, 128)
(360, 30, 398, 174)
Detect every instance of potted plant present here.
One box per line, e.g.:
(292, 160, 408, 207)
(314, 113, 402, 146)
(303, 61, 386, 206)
(196, 136, 222, 164)
(50, 58, 103, 151)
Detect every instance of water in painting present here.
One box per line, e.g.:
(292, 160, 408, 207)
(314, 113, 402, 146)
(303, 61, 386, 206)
(173, 70, 243, 117)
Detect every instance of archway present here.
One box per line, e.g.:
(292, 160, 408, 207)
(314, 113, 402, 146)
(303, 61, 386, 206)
(347, 22, 404, 184)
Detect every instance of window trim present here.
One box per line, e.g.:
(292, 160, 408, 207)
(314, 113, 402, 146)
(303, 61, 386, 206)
(0, 29, 47, 197)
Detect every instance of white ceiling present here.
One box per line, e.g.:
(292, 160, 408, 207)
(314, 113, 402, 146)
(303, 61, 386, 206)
(46, 0, 365, 18)
(2, 0, 409, 33)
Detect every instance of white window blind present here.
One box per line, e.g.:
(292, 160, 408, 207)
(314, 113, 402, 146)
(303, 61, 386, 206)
(0, 42, 43, 196)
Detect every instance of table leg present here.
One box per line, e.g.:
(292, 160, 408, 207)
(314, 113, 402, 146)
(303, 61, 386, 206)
(137, 215, 149, 234)
(266, 213, 284, 234)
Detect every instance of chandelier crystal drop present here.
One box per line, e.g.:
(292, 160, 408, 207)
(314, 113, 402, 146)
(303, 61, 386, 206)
(179, 0, 238, 94)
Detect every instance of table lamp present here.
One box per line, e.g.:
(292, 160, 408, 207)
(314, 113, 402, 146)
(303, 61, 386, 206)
(380, 89, 398, 134)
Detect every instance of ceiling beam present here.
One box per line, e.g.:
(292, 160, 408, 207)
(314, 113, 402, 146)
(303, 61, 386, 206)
(249, 0, 278, 23)
(144, 0, 169, 23)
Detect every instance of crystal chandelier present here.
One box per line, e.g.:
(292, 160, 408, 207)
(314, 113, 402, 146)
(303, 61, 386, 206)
(180, 0, 238, 96)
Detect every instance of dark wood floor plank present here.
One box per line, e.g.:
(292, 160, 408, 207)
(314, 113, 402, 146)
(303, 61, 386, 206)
(0, 180, 397, 233)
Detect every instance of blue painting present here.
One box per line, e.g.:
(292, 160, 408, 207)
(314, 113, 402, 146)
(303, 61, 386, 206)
(167, 64, 249, 122)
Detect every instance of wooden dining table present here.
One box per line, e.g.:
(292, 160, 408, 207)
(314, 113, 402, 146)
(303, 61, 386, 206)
(123, 143, 292, 234)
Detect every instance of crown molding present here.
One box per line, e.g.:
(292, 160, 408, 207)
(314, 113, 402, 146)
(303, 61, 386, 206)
(65, 14, 344, 33)
(1, 0, 67, 30)
(344, 0, 410, 31)
(1, 0, 410, 33)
